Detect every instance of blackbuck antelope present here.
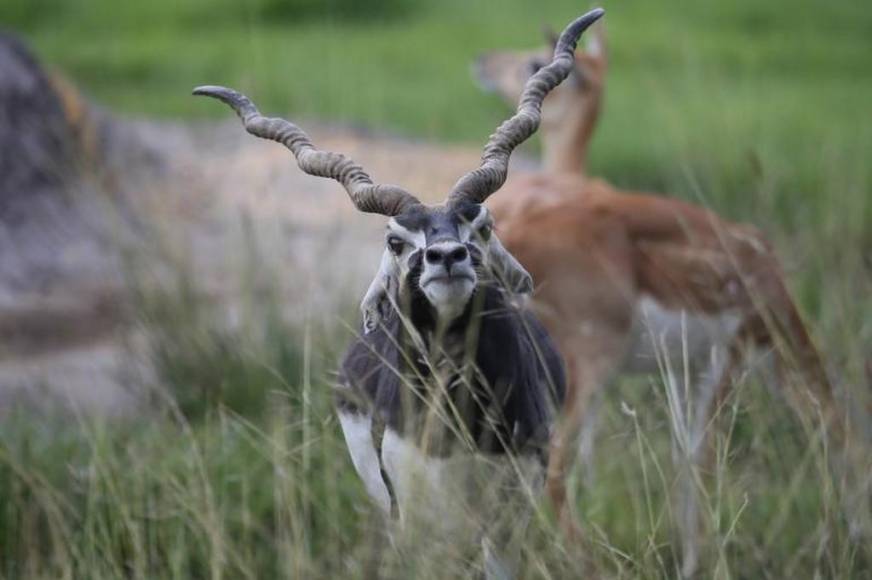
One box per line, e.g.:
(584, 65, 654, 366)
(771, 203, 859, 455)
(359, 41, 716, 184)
(476, 22, 844, 577)
(194, 8, 604, 577)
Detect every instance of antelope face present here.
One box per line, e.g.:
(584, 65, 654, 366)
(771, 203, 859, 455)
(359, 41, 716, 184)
(385, 201, 493, 321)
(474, 46, 554, 104)
(193, 8, 605, 332)
(473, 23, 606, 131)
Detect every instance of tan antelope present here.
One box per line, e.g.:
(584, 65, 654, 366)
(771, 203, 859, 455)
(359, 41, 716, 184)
(476, 23, 843, 577)
(475, 22, 606, 177)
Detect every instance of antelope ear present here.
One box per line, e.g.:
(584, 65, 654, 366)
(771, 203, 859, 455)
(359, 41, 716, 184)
(585, 21, 606, 60)
(360, 250, 398, 334)
(541, 24, 559, 50)
(488, 236, 533, 295)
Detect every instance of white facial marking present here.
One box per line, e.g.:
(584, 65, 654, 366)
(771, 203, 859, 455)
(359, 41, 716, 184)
(422, 285, 475, 322)
(386, 217, 426, 251)
(360, 248, 400, 333)
(419, 237, 476, 322)
(486, 234, 534, 294)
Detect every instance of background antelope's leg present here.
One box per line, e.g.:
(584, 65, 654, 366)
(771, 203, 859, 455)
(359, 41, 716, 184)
(699, 338, 746, 476)
(577, 387, 605, 488)
(520, 224, 635, 541)
(672, 344, 732, 579)
(736, 270, 866, 534)
(546, 336, 625, 540)
(728, 265, 842, 440)
(760, 290, 871, 538)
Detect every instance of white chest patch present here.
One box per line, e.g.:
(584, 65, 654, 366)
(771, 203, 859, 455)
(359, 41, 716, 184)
(625, 295, 743, 374)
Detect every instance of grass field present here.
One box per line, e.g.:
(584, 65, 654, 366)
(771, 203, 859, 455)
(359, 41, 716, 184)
(2, 0, 871, 577)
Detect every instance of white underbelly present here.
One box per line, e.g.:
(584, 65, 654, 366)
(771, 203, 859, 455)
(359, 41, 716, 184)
(340, 411, 543, 543)
(338, 420, 542, 576)
(624, 295, 743, 374)
(337, 411, 393, 514)
(380, 429, 543, 532)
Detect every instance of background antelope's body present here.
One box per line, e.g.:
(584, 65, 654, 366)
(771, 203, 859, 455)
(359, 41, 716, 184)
(494, 173, 834, 430)
(477, 25, 839, 576)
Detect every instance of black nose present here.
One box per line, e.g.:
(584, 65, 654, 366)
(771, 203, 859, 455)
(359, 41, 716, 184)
(425, 244, 469, 270)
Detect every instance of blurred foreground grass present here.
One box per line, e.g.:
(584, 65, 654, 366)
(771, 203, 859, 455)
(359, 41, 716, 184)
(1, 0, 871, 577)
(1, 276, 868, 576)
(0, 246, 869, 577)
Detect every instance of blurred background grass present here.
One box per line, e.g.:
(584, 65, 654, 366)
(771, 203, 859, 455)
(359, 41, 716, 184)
(1, 0, 871, 577)
(6, 0, 863, 376)
(5, 0, 871, 229)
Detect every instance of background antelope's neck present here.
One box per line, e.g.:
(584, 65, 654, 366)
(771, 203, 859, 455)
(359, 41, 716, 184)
(540, 122, 591, 176)
(539, 90, 602, 176)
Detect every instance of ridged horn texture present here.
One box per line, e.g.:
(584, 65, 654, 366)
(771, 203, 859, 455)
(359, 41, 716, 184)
(447, 7, 605, 205)
(192, 86, 421, 216)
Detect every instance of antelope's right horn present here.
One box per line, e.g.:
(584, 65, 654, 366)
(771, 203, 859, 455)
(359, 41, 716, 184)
(447, 8, 605, 206)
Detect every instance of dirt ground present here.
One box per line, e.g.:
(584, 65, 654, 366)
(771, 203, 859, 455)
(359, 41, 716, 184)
(0, 115, 536, 416)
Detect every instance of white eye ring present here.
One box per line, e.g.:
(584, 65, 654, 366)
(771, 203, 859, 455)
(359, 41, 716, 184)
(387, 236, 406, 255)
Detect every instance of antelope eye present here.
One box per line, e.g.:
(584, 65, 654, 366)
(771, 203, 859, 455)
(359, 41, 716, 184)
(387, 236, 406, 255)
(477, 224, 492, 241)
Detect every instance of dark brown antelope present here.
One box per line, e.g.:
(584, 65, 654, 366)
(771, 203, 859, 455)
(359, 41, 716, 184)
(475, 20, 844, 577)
(193, 9, 605, 578)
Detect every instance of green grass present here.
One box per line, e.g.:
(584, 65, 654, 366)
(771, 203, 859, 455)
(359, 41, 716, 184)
(0, 248, 868, 577)
(1, 0, 871, 577)
(2, 326, 868, 577)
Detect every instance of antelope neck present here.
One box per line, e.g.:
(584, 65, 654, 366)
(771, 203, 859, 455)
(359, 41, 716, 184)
(541, 127, 590, 176)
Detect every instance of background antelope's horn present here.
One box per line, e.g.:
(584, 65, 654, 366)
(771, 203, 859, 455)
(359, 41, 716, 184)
(193, 86, 420, 216)
(447, 7, 605, 205)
